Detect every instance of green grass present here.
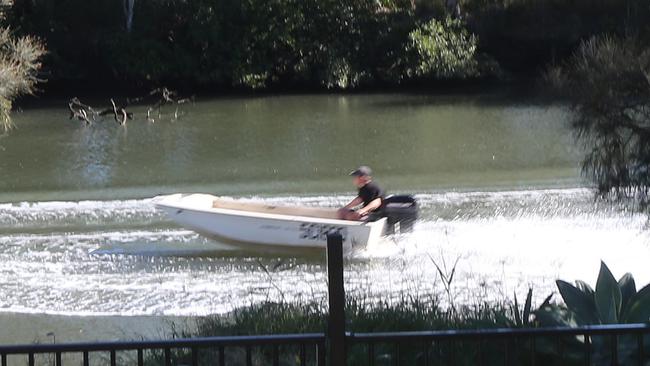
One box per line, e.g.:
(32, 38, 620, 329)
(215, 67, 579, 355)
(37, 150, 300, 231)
(145, 296, 521, 365)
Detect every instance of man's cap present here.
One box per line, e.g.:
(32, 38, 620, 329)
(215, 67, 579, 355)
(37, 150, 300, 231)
(349, 166, 372, 177)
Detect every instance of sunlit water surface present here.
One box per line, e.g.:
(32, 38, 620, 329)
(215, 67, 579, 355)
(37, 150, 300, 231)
(1, 93, 648, 316)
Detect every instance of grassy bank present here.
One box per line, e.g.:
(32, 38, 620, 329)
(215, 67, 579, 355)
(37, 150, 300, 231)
(147, 297, 520, 365)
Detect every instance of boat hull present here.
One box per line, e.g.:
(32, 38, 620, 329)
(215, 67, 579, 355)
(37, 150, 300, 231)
(155, 194, 386, 251)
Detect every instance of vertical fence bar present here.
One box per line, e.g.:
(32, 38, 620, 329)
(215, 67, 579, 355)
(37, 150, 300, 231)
(28, 353, 34, 366)
(110, 349, 116, 366)
(83, 351, 89, 366)
(585, 334, 591, 366)
(557, 336, 565, 366)
(368, 342, 375, 366)
(137, 349, 144, 366)
(0, 353, 5, 366)
(317, 342, 326, 366)
(246, 346, 252, 366)
(452, 338, 457, 366)
(300, 343, 306, 366)
(531, 336, 536, 366)
(423, 340, 429, 366)
(611, 335, 619, 366)
(504, 339, 509, 366)
(219, 346, 226, 366)
(164, 348, 172, 366)
(191, 347, 198, 366)
(272, 345, 279, 366)
(476, 339, 483, 366)
(55, 351, 62, 366)
(638, 334, 644, 366)
(219, 346, 225, 366)
(394, 342, 401, 366)
(327, 233, 346, 366)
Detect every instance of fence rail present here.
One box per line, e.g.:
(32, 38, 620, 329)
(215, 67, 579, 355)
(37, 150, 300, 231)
(349, 324, 650, 366)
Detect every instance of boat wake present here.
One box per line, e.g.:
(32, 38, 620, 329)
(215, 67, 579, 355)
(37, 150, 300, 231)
(1, 187, 649, 316)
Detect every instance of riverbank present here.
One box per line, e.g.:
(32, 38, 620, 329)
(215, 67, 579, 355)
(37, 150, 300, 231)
(0, 312, 190, 345)
(13, 80, 546, 111)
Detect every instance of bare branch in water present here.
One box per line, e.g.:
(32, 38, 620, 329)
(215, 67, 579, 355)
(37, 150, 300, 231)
(68, 98, 96, 125)
(65, 88, 191, 126)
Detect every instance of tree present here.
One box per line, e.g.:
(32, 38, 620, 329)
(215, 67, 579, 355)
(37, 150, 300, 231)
(406, 17, 479, 80)
(547, 36, 650, 206)
(0, 15, 45, 131)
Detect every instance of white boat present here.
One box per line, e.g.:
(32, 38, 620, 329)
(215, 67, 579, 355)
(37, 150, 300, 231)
(155, 193, 389, 252)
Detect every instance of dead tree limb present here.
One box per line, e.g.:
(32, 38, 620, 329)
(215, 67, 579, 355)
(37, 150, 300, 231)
(99, 99, 133, 125)
(68, 97, 96, 125)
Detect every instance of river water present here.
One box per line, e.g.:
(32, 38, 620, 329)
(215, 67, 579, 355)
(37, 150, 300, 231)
(1, 93, 649, 318)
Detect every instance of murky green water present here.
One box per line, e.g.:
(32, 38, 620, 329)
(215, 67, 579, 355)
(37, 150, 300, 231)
(2, 93, 649, 327)
(1, 93, 578, 201)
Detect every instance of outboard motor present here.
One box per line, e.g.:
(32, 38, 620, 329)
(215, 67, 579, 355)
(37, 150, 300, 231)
(381, 195, 418, 234)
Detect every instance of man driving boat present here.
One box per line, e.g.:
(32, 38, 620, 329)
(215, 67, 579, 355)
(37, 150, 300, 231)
(338, 166, 384, 221)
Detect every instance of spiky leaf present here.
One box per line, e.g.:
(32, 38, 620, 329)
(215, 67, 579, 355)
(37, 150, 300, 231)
(557, 280, 599, 324)
(623, 283, 650, 323)
(618, 273, 636, 314)
(595, 261, 621, 324)
(575, 280, 595, 296)
(523, 288, 533, 326)
(512, 293, 522, 326)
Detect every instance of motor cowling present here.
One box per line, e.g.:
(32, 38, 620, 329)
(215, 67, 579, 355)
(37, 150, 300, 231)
(381, 195, 418, 234)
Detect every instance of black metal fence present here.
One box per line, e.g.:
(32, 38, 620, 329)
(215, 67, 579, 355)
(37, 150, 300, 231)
(349, 324, 650, 366)
(2, 324, 650, 366)
(0, 334, 326, 366)
(1, 234, 649, 366)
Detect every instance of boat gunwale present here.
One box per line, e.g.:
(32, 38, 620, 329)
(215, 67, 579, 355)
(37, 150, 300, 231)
(155, 200, 383, 228)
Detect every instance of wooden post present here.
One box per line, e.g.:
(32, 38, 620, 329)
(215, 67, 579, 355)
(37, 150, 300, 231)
(327, 232, 346, 365)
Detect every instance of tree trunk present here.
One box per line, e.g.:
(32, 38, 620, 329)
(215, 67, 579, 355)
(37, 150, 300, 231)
(123, 0, 134, 32)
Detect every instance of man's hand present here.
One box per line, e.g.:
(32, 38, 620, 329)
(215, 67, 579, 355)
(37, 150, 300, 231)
(360, 197, 382, 216)
(337, 208, 363, 221)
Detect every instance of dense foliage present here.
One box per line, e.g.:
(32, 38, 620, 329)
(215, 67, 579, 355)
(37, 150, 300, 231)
(0, 7, 44, 130)
(8, 0, 647, 91)
(546, 36, 650, 205)
(406, 17, 479, 79)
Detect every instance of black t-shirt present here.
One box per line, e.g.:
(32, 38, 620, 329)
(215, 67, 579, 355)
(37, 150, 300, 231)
(358, 181, 384, 207)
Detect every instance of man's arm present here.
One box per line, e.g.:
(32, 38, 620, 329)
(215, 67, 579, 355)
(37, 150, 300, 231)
(343, 196, 363, 210)
(357, 197, 382, 217)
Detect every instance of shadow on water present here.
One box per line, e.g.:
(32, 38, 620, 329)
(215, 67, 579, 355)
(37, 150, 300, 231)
(91, 241, 328, 261)
(365, 87, 559, 109)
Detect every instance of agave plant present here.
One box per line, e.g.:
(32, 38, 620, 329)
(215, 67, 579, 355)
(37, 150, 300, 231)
(534, 261, 650, 365)
(536, 261, 650, 326)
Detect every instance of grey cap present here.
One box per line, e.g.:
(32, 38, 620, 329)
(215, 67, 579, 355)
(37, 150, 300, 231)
(349, 166, 372, 177)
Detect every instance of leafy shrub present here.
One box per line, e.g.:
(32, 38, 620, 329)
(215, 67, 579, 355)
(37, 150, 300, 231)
(0, 27, 45, 130)
(406, 17, 479, 79)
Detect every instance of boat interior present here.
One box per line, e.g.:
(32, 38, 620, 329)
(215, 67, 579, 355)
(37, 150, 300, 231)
(212, 198, 341, 219)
